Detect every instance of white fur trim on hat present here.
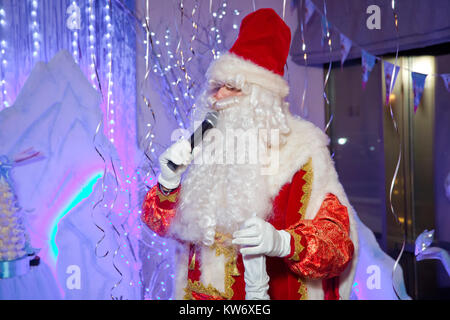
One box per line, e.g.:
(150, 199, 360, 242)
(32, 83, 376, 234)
(206, 53, 289, 98)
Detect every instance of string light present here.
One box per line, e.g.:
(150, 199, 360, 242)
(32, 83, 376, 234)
(70, 1, 79, 63)
(141, 21, 193, 297)
(104, 0, 114, 144)
(150, 28, 186, 128)
(138, 25, 159, 242)
(30, 0, 40, 60)
(88, 0, 97, 88)
(209, 1, 230, 59)
(0, 7, 8, 109)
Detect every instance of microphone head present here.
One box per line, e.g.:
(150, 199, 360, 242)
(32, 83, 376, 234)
(205, 111, 219, 127)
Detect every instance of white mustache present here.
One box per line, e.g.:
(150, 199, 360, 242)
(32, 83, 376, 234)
(208, 95, 243, 111)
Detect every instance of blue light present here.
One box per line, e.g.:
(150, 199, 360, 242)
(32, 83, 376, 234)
(49, 172, 103, 262)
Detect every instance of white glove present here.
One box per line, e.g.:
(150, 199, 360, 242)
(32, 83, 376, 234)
(242, 254, 270, 300)
(158, 139, 193, 190)
(232, 216, 291, 257)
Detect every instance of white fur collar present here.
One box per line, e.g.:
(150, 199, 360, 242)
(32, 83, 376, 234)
(266, 113, 330, 200)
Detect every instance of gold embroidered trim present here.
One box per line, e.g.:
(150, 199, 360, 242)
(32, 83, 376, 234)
(214, 232, 240, 276)
(298, 278, 308, 300)
(156, 187, 178, 203)
(287, 229, 304, 262)
(299, 158, 313, 219)
(184, 233, 238, 300)
(211, 241, 238, 299)
(184, 279, 224, 300)
(297, 158, 311, 300)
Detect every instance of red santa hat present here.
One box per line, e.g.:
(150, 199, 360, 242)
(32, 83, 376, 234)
(206, 8, 291, 98)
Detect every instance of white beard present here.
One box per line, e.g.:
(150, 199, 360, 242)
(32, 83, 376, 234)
(168, 88, 290, 246)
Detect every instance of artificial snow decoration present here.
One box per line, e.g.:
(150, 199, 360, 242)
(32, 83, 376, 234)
(0, 50, 140, 299)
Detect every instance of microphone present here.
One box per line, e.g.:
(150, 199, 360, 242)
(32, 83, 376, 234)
(167, 111, 219, 171)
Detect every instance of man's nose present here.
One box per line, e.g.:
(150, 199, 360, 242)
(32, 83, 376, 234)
(214, 86, 227, 100)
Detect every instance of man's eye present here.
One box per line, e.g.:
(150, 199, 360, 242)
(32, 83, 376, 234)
(225, 85, 240, 92)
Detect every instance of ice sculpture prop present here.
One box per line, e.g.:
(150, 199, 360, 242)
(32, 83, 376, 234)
(0, 50, 140, 299)
(351, 214, 411, 299)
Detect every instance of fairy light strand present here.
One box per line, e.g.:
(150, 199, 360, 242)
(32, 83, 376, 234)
(104, 1, 114, 144)
(30, 0, 41, 60)
(88, 0, 98, 89)
(209, 1, 229, 60)
(141, 0, 156, 159)
(0, 7, 8, 109)
(137, 0, 172, 299)
(70, 1, 79, 63)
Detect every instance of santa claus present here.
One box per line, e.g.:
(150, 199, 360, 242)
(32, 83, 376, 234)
(142, 8, 358, 300)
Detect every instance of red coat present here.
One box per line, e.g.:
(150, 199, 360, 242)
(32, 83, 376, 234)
(142, 161, 354, 300)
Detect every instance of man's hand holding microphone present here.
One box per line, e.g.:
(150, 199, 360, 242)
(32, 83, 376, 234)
(158, 139, 193, 191)
(157, 111, 219, 191)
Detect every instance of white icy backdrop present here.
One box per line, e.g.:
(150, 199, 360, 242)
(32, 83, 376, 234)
(0, 50, 142, 299)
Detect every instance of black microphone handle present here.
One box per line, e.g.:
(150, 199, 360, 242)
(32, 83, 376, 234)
(167, 120, 214, 171)
(167, 160, 179, 172)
